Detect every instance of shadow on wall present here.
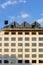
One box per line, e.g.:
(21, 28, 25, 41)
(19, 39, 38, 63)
(0, 56, 32, 65)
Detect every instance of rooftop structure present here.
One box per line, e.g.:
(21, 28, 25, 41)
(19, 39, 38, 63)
(3, 21, 41, 29)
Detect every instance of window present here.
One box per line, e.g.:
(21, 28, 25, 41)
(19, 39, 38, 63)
(25, 60, 29, 63)
(25, 37, 29, 41)
(25, 54, 29, 58)
(32, 37, 36, 41)
(0, 54, 2, 58)
(11, 54, 16, 58)
(11, 60, 16, 64)
(39, 60, 43, 63)
(39, 37, 43, 41)
(32, 43, 36, 46)
(39, 43, 43, 46)
(0, 60, 2, 63)
(11, 49, 16, 52)
(11, 37, 16, 41)
(18, 32, 22, 35)
(18, 60, 22, 63)
(18, 49, 22, 52)
(32, 54, 36, 58)
(4, 49, 9, 52)
(4, 60, 9, 63)
(4, 32, 9, 35)
(4, 43, 9, 46)
(0, 49, 2, 52)
(18, 37, 22, 41)
(32, 32, 36, 35)
(39, 54, 43, 58)
(25, 49, 30, 52)
(39, 49, 43, 52)
(32, 49, 36, 52)
(18, 54, 22, 58)
(39, 32, 43, 35)
(18, 43, 22, 46)
(11, 32, 16, 35)
(0, 43, 2, 46)
(0, 37, 2, 41)
(32, 60, 36, 63)
(25, 43, 29, 46)
(4, 37, 9, 41)
(4, 54, 9, 58)
(11, 43, 16, 46)
(25, 32, 29, 35)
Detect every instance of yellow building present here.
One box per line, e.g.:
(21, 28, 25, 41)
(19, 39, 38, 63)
(0, 21, 43, 65)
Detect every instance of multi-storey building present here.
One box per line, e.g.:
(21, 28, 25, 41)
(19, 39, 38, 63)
(0, 21, 43, 65)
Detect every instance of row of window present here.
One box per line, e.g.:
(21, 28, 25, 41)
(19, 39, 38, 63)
(0, 54, 43, 58)
(0, 37, 29, 41)
(4, 32, 43, 35)
(0, 43, 43, 47)
(0, 60, 43, 64)
(0, 37, 43, 41)
(0, 48, 43, 52)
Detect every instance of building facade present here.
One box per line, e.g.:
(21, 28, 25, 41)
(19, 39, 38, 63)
(0, 21, 43, 65)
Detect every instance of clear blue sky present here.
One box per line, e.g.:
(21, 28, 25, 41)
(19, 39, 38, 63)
(0, 0, 43, 29)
